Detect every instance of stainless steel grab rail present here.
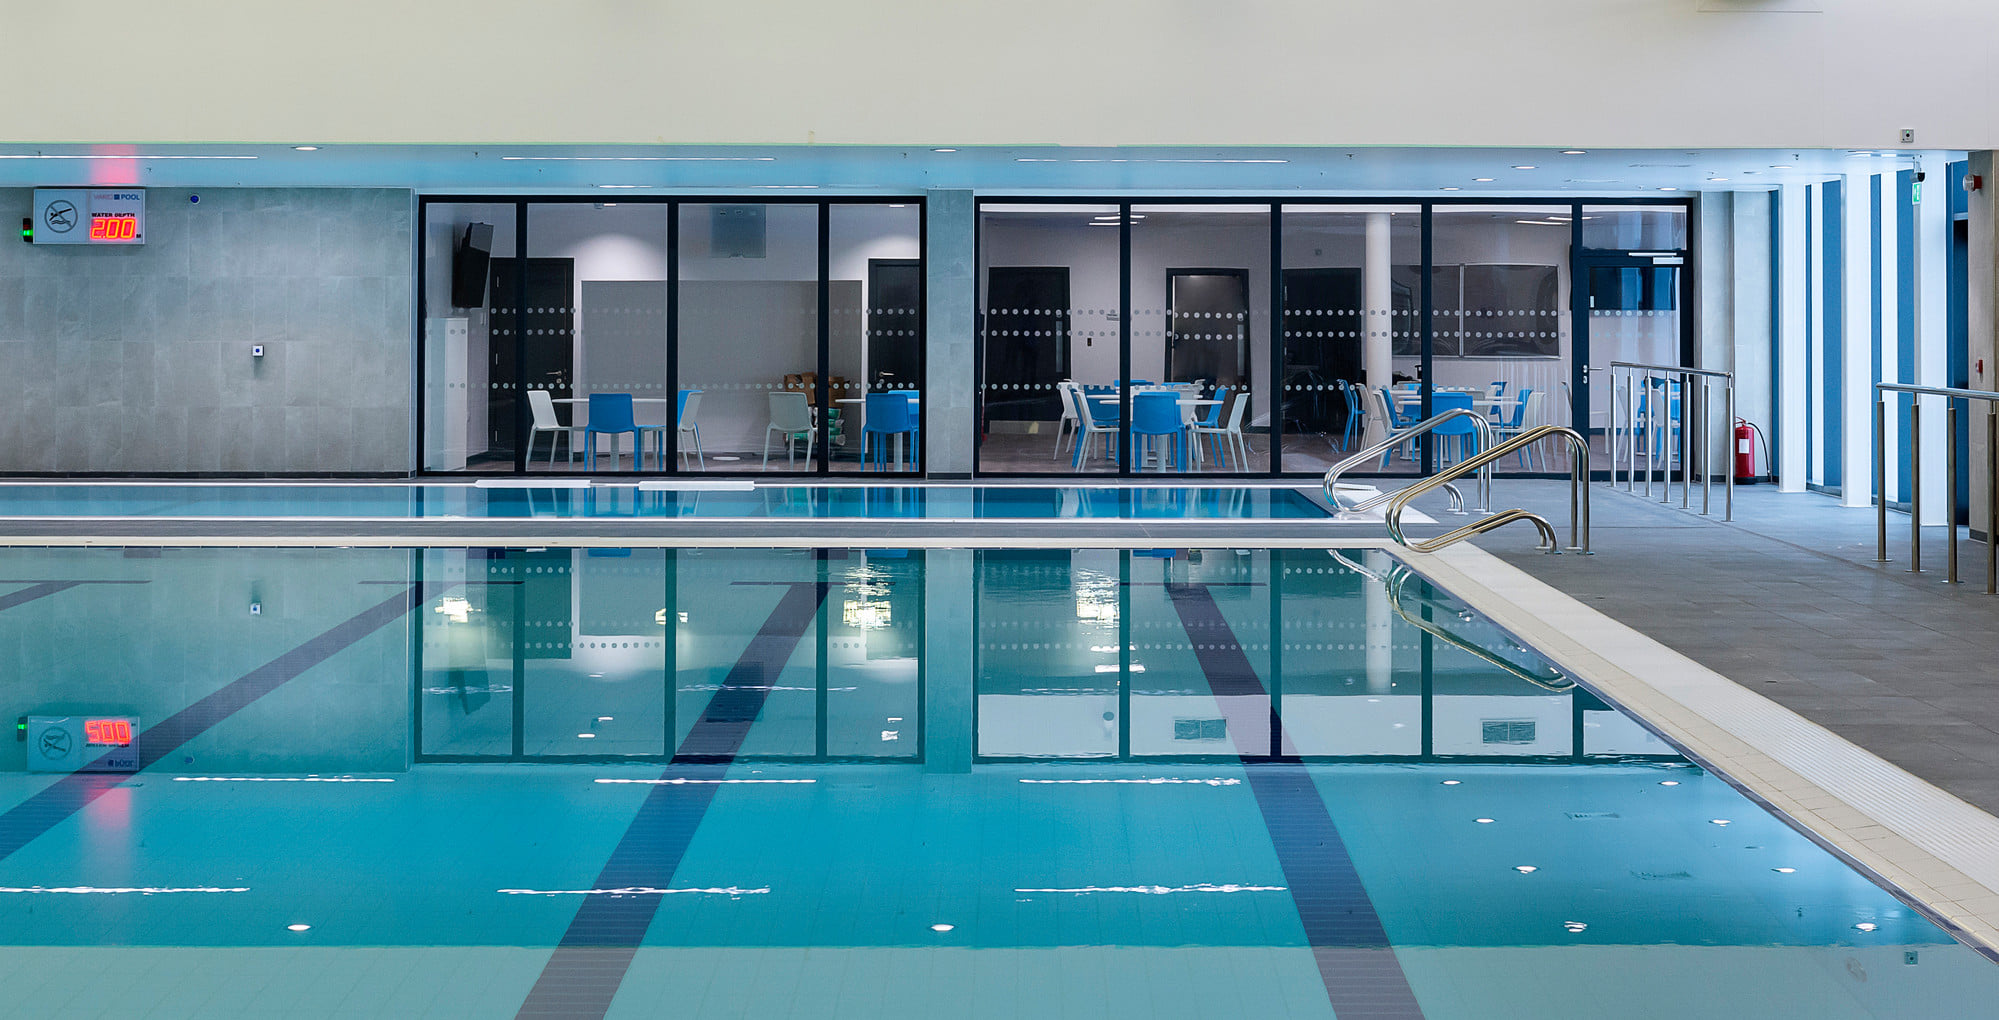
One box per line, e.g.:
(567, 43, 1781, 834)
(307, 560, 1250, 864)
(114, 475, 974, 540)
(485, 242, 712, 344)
(1873, 382, 1999, 593)
(1322, 407, 1495, 515)
(1385, 425, 1591, 554)
(1329, 550, 1575, 691)
(1607, 361, 1734, 522)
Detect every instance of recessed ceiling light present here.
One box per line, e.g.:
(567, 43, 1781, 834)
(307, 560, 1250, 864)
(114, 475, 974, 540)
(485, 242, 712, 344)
(1563, 921, 1588, 932)
(1473, 178, 1496, 182)
(1440, 780, 1461, 785)
(577, 733, 596, 739)
(1440, 187, 1460, 192)
(287, 923, 312, 932)
(292, 145, 319, 152)
(1772, 867, 1797, 874)
(1512, 165, 1537, 170)
(1659, 780, 1680, 786)
(932, 148, 958, 153)
(1710, 819, 1731, 826)
(1475, 818, 1495, 824)
(1514, 865, 1538, 873)
(1708, 177, 1729, 182)
(1561, 150, 1588, 155)
(1770, 165, 1795, 170)
(1657, 187, 1679, 192)
(931, 923, 955, 931)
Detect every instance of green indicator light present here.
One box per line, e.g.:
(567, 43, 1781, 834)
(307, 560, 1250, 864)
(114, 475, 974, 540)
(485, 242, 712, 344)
(19, 217, 31, 243)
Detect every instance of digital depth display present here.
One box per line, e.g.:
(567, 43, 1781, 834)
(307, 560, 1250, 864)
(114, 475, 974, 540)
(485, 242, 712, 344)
(84, 718, 133, 746)
(88, 214, 139, 242)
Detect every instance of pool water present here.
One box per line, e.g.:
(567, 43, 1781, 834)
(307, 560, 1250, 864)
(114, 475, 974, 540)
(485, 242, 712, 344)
(0, 484, 1328, 520)
(0, 545, 1989, 1019)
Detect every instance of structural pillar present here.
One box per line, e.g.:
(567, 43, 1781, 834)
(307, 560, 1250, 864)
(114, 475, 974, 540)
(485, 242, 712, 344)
(1363, 212, 1394, 443)
(923, 545, 974, 772)
(1363, 549, 1393, 695)
(1968, 152, 1997, 540)
(925, 189, 976, 477)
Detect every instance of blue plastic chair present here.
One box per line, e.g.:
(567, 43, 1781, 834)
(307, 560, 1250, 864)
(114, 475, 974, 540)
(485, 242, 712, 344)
(1429, 391, 1479, 466)
(862, 392, 919, 470)
(1496, 388, 1535, 468)
(1191, 386, 1230, 464)
(1338, 381, 1363, 450)
(583, 393, 641, 472)
(1131, 391, 1185, 472)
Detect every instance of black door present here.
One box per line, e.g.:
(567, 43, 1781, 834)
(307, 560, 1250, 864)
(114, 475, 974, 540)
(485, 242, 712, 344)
(488, 257, 576, 466)
(1280, 267, 1362, 435)
(868, 259, 923, 392)
(984, 267, 1070, 423)
(1166, 270, 1249, 388)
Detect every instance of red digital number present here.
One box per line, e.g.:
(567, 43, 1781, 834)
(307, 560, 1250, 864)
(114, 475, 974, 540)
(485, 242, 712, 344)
(84, 719, 132, 745)
(89, 215, 137, 241)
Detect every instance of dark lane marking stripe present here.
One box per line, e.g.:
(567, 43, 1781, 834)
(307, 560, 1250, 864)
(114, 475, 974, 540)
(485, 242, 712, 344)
(517, 578, 830, 1020)
(0, 582, 444, 864)
(0, 579, 149, 614)
(1164, 581, 1427, 1020)
(0, 582, 84, 613)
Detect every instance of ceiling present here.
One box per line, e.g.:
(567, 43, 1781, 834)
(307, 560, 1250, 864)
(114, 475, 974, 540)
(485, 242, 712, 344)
(0, 144, 1963, 196)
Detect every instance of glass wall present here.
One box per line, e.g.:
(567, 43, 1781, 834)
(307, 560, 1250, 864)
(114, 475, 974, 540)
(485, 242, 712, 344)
(525, 203, 669, 472)
(977, 204, 1121, 473)
(829, 204, 924, 474)
(1131, 205, 1271, 474)
(421, 202, 516, 472)
(418, 198, 923, 476)
(1278, 205, 1420, 475)
(1428, 205, 1574, 473)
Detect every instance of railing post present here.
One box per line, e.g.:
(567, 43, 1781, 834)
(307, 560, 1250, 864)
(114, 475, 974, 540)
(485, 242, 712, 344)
(1988, 408, 1997, 595)
(1875, 396, 1888, 562)
(1947, 399, 1959, 584)
(1679, 371, 1690, 510)
(1723, 378, 1734, 522)
(1701, 376, 1712, 516)
(1910, 402, 1922, 574)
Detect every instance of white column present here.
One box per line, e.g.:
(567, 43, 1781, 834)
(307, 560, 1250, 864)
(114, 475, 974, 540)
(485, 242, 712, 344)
(1969, 152, 1996, 539)
(1917, 167, 1952, 525)
(1364, 212, 1393, 392)
(1841, 173, 1876, 507)
(1879, 176, 1902, 505)
(1778, 184, 1810, 492)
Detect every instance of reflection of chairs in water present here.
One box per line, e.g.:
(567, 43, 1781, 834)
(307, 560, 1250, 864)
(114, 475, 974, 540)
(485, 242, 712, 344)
(1129, 488, 1189, 517)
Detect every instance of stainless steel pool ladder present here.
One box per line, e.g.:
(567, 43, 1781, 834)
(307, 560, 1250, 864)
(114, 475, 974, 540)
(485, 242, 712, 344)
(1385, 425, 1592, 555)
(1322, 407, 1495, 516)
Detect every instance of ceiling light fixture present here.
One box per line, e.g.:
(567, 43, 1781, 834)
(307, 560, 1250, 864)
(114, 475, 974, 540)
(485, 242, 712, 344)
(287, 923, 312, 932)
(1514, 865, 1538, 873)
(1659, 780, 1680, 786)
(1657, 187, 1679, 191)
(1512, 165, 1537, 170)
(1440, 187, 1460, 192)
(1708, 177, 1729, 182)
(1772, 868, 1797, 874)
(1561, 150, 1588, 155)
(1475, 818, 1495, 824)
(932, 148, 958, 153)
(1473, 177, 1496, 182)
(292, 145, 319, 152)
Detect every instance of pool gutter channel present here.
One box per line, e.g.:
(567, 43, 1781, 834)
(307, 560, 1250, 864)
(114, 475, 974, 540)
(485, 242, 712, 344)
(1416, 541, 1999, 962)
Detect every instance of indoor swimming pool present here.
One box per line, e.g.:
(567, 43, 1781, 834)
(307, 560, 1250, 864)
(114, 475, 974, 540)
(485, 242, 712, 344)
(0, 545, 1990, 1018)
(0, 484, 1329, 521)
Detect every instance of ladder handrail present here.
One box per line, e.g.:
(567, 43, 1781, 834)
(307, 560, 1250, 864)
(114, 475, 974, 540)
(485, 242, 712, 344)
(1386, 425, 1591, 554)
(1323, 407, 1495, 514)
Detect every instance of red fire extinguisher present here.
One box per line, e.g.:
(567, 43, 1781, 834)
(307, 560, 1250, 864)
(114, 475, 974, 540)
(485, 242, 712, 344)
(1734, 419, 1759, 483)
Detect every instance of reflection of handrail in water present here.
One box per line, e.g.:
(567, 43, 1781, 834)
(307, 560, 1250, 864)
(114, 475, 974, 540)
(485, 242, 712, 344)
(1329, 551, 1574, 693)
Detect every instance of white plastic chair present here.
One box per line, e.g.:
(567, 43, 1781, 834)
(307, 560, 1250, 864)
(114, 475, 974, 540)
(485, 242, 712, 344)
(1494, 390, 1546, 469)
(1052, 381, 1080, 459)
(527, 390, 585, 467)
(1191, 391, 1250, 470)
(1067, 383, 1120, 469)
(675, 391, 705, 470)
(763, 391, 816, 468)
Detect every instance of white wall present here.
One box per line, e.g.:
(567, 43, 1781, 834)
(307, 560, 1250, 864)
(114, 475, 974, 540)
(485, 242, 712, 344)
(10, 2, 1999, 150)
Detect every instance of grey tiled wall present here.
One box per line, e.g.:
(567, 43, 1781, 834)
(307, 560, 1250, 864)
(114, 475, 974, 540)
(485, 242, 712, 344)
(0, 188, 414, 474)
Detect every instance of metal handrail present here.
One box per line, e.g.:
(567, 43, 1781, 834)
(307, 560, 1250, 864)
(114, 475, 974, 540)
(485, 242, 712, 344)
(1329, 550, 1575, 692)
(1323, 407, 1494, 515)
(1872, 382, 1999, 593)
(1607, 361, 1734, 521)
(1386, 425, 1591, 554)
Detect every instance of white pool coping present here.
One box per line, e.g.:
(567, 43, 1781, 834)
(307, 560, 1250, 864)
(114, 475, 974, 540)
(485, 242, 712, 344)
(1421, 540, 1999, 956)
